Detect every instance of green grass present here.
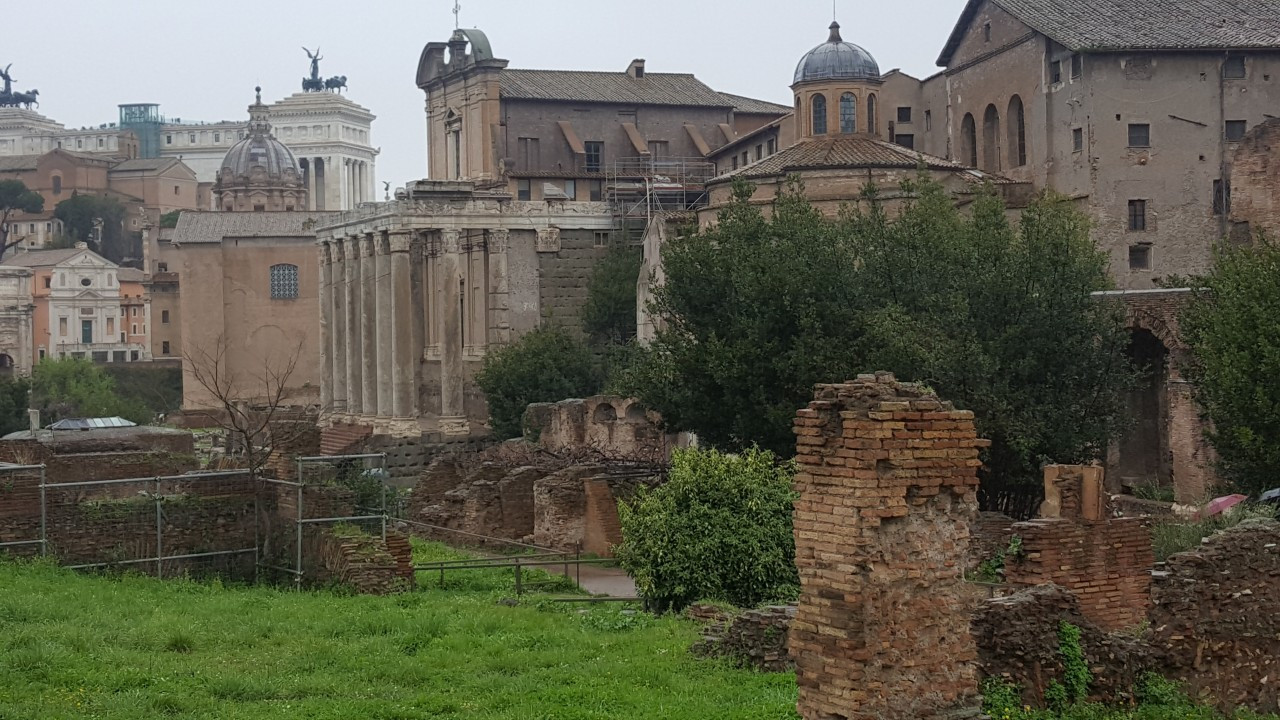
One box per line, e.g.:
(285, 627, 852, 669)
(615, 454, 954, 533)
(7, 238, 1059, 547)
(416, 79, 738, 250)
(1151, 504, 1277, 561)
(0, 544, 797, 720)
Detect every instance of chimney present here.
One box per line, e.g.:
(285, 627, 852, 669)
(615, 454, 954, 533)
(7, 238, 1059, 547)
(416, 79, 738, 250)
(74, 241, 88, 250)
(27, 409, 39, 432)
(627, 59, 645, 79)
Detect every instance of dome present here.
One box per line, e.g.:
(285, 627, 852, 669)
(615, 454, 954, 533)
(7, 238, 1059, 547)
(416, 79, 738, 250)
(793, 22, 881, 85)
(218, 88, 300, 180)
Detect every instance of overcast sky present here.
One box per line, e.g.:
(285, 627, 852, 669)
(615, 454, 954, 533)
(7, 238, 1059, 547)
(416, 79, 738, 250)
(8, 0, 964, 189)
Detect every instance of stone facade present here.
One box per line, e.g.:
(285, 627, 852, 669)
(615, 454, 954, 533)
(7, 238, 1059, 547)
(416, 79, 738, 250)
(0, 266, 33, 375)
(791, 373, 983, 720)
(315, 184, 613, 438)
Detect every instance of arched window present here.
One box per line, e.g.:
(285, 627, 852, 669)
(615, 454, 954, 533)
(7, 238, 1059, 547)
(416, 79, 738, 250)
(270, 263, 299, 299)
(839, 93, 857, 133)
(811, 94, 827, 135)
(1007, 95, 1027, 167)
(52, 175, 62, 196)
(961, 113, 978, 167)
(982, 104, 1001, 171)
(867, 94, 877, 134)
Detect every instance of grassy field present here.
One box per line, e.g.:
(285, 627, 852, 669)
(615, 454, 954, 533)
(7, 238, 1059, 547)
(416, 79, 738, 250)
(0, 543, 798, 720)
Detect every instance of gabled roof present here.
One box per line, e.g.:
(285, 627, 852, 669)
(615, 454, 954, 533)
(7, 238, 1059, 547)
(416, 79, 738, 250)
(0, 248, 100, 268)
(711, 135, 1014, 184)
(718, 92, 792, 115)
(0, 155, 40, 172)
(172, 211, 338, 244)
(938, 0, 1280, 66)
(500, 69, 732, 107)
(117, 267, 146, 282)
(111, 158, 181, 172)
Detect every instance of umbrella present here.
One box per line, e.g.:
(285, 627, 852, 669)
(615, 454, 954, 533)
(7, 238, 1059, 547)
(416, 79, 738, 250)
(1199, 494, 1248, 519)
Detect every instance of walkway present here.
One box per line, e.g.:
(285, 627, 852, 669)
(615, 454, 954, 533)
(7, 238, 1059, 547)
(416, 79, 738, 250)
(553, 562, 636, 597)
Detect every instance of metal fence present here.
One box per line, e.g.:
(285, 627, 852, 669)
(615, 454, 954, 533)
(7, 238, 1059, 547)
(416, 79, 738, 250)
(0, 463, 47, 557)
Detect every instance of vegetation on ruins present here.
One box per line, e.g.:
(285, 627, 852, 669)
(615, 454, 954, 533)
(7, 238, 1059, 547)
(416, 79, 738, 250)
(0, 373, 31, 436)
(1150, 505, 1277, 561)
(582, 242, 643, 346)
(0, 178, 45, 260)
(624, 176, 1134, 483)
(475, 324, 603, 439)
(0, 547, 797, 719)
(982, 673, 1279, 720)
(30, 356, 150, 426)
(614, 446, 799, 613)
(1179, 237, 1280, 495)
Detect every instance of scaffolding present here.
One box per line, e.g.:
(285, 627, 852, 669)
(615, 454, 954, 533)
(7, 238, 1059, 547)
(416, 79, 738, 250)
(605, 156, 715, 243)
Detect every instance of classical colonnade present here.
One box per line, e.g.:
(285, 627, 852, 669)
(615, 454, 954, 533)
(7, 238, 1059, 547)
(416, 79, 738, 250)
(319, 227, 512, 436)
(301, 157, 374, 210)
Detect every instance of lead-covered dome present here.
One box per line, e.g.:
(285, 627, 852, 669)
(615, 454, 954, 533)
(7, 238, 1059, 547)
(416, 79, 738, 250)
(219, 88, 300, 179)
(793, 22, 881, 85)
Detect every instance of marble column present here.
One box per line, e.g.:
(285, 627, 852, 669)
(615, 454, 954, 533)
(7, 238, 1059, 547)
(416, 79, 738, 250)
(375, 233, 394, 420)
(306, 159, 317, 211)
(487, 228, 512, 347)
(319, 241, 334, 416)
(438, 229, 469, 436)
(390, 232, 417, 426)
(344, 235, 363, 417)
(331, 238, 348, 415)
(360, 234, 378, 419)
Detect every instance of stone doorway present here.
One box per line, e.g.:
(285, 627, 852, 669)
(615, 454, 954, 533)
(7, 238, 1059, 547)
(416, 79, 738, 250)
(1111, 328, 1171, 493)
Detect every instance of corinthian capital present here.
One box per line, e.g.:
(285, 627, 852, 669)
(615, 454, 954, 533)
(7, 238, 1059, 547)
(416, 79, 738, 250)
(441, 229, 462, 254)
(488, 228, 510, 253)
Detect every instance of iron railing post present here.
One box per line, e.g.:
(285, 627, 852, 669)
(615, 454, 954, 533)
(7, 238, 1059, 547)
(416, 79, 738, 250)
(38, 465, 47, 557)
(154, 477, 163, 578)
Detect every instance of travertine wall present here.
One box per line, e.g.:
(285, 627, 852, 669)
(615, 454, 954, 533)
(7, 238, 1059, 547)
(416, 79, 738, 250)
(791, 373, 984, 720)
(523, 395, 690, 460)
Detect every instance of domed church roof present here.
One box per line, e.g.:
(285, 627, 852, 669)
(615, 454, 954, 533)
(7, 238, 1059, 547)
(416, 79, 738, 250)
(793, 22, 881, 85)
(219, 87, 301, 180)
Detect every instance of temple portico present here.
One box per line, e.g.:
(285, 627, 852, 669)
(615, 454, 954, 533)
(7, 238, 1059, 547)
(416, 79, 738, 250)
(316, 182, 613, 438)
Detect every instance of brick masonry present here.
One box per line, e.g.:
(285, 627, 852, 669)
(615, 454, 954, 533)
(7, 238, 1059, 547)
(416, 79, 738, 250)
(790, 373, 984, 720)
(691, 605, 797, 672)
(1004, 465, 1154, 631)
(1150, 519, 1280, 714)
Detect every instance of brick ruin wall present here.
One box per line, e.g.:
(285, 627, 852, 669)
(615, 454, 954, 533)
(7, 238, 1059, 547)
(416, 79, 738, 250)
(970, 512, 1017, 571)
(1150, 519, 1280, 714)
(312, 528, 416, 595)
(1004, 465, 1154, 631)
(523, 395, 691, 461)
(791, 373, 983, 720)
(407, 454, 660, 553)
(691, 604, 797, 672)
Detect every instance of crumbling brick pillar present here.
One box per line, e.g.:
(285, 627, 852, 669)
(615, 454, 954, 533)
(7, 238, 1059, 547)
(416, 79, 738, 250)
(791, 373, 985, 720)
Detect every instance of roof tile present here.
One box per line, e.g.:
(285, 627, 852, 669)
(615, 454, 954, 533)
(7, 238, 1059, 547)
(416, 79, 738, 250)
(500, 69, 732, 107)
(172, 211, 338, 244)
(712, 136, 1015, 183)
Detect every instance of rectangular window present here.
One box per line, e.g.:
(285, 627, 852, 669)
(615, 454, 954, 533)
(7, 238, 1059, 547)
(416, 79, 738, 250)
(1213, 179, 1231, 215)
(112, 350, 125, 363)
(1223, 55, 1246, 79)
(648, 140, 669, 158)
(517, 179, 531, 201)
(131, 350, 139, 361)
(162, 341, 171, 356)
(106, 318, 114, 336)
(43, 277, 50, 289)
(269, 263, 300, 299)
(1072, 127, 1084, 152)
(158, 263, 168, 273)
(1128, 199, 1147, 231)
(588, 179, 603, 202)
(214, 132, 221, 143)
(166, 134, 173, 145)
(161, 310, 170, 324)
(732, 156, 739, 170)
(895, 134, 915, 149)
(584, 141, 603, 172)
(767, 138, 777, 155)
(1050, 60, 1062, 84)
(174, 185, 180, 195)
(925, 110, 932, 131)
(1070, 54, 1083, 79)
(81, 320, 93, 344)
(188, 133, 195, 143)
(97, 138, 104, 148)
(91, 351, 108, 363)
(594, 231, 610, 248)
(1128, 244, 1151, 270)
(1127, 123, 1150, 148)
(1225, 120, 1247, 142)
(59, 317, 67, 337)
(896, 107, 912, 123)
(563, 179, 576, 200)
(983, 23, 991, 42)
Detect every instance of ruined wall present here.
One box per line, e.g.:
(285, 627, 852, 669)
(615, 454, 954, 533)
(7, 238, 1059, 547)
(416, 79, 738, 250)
(973, 585, 1157, 706)
(970, 512, 1017, 570)
(582, 478, 622, 557)
(523, 395, 690, 460)
(692, 605, 797, 673)
(313, 527, 415, 595)
(1228, 118, 1280, 242)
(791, 373, 983, 720)
(1150, 519, 1280, 714)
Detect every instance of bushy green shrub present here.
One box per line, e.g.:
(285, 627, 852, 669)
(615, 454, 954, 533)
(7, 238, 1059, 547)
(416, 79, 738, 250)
(475, 325, 602, 439)
(614, 446, 798, 613)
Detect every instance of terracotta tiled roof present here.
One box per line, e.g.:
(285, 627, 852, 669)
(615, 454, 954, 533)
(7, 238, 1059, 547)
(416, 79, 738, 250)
(173, 211, 339, 244)
(940, 0, 1280, 64)
(0, 155, 40, 172)
(1, 248, 90, 267)
(117, 268, 146, 282)
(500, 69, 732, 107)
(712, 136, 1016, 183)
(719, 92, 792, 115)
(111, 158, 180, 172)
